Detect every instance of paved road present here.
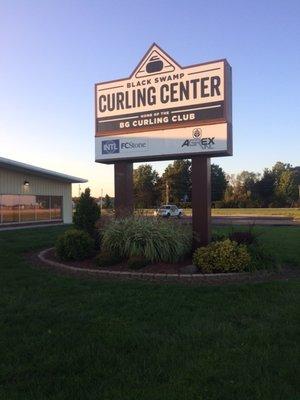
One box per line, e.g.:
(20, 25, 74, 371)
(185, 215, 300, 226)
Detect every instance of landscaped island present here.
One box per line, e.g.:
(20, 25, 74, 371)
(54, 217, 279, 276)
(50, 190, 295, 276)
(1, 224, 299, 399)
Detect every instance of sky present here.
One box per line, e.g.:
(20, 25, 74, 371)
(1, 0, 299, 197)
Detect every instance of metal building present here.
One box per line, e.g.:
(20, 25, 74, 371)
(0, 157, 87, 226)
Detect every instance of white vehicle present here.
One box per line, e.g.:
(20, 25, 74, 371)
(154, 205, 183, 218)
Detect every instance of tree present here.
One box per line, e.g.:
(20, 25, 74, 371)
(133, 164, 159, 208)
(161, 160, 191, 204)
(159, 161, 227, 204)
(103, 194, 112, 209)
(237, 171, 259, 194)
(256, 169, 276, 206)
(293, 167, 300, 186)
(272, 162, 293, 184)
(73, 188, 100, 235)
(231, 171, 260, 203)
(270, 162, 298, 206)
(276, 170, 298, 206)
(211, 164, 228, 201)
(254, 161, 298, 207)
(293, 167, 300, 205)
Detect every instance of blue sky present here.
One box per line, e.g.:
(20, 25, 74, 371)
(1, 0, 299, 196)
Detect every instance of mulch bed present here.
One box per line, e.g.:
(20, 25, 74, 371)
(26, 248, 300, 286)
(46, 248, 192, 274)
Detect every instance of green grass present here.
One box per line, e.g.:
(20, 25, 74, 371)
(215, 225, 300, 266)
(0, 226, 300, 399)
(212, 208, 300, 219)
(133, 208, 300, 219)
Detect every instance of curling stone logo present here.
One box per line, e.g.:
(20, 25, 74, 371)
(135, 49, 175, 78)
(146, 56, 164, 73)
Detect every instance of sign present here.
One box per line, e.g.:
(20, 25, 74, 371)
(95, 43, 232, 163)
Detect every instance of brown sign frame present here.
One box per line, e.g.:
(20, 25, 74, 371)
(95, 43, 232, 163)
(94, 44, 233, 247)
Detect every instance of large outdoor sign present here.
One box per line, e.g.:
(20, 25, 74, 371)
(95, 43, 232, 163)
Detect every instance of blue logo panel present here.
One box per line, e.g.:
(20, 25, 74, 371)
(102, 139, 120, 154)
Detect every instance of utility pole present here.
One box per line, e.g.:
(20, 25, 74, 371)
(100, 188, 103, 212)
(166, 181, 170, 204)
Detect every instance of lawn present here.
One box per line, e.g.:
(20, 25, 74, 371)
(133, 208, 300, 219)
(0, 225, 299, 399)
(212, 208, 300, 219)
(215, 225, 300, 266)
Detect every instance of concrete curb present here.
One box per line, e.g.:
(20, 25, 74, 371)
(38, 248, 257, 281)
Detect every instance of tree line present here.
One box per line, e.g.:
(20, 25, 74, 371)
(100, 161, 299, 209)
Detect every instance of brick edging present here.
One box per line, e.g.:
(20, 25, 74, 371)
(37, 248, 259, 281)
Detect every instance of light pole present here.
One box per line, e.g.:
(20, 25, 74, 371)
(166, 181, 170, 204)
(100, 188, 103, 212)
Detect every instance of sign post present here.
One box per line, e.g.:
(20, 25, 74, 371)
(192, 156, 211, 248)
(95, 43, 232, 246)
(114, 161, 133, 218)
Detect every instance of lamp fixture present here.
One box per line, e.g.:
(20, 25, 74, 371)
(23, 180, 29, 187)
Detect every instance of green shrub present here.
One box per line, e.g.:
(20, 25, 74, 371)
(55, 229, 94, 261)
(193, 239, 251, 273)
(73, 188, 100, 236)
(127, 256, 149, 270)
(101, 217, 192, 263)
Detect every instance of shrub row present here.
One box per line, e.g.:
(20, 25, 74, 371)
(55, 217, 277, 273)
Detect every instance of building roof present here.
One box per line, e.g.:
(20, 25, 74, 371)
(0, 157, 88, 183)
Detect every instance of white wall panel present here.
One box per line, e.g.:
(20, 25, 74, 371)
(0, 168, 73, 223)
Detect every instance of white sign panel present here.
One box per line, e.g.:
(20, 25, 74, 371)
(95, 43, 232, 163)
